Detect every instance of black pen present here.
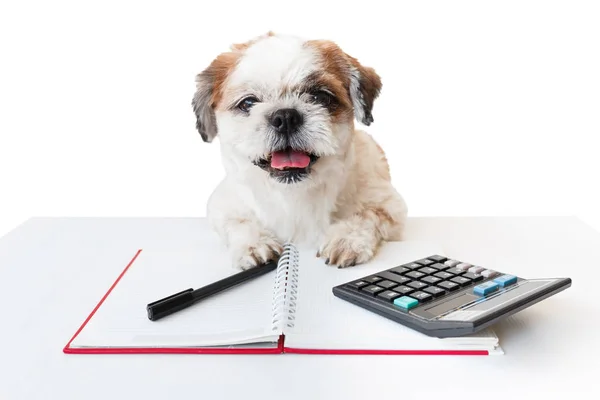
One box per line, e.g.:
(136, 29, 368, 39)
(146, 260, 279, 321)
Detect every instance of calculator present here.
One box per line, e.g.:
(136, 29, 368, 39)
(332, 255, 572, 338)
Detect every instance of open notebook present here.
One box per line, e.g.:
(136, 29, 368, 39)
(64, 225, 503, 355)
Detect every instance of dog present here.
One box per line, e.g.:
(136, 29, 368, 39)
(192, 32, 408, 269)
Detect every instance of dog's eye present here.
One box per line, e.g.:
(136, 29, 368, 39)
(310, 91, 332, 106)
(238, 96, 259, 112)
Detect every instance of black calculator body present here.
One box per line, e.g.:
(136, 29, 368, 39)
(332, 255, 572, 338)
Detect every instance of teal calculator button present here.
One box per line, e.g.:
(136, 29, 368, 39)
(473, 281, 499, 296)
(493, 274, 517, 287)
(393, 296, 419, 310)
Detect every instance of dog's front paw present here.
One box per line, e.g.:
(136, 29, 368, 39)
(318, 224, 378, 268)
(231, 232, 283, 270)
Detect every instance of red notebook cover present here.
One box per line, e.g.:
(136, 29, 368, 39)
(63, 249, 489, 356)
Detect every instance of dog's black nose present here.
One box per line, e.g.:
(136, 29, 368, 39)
(269, 108, 303, 134)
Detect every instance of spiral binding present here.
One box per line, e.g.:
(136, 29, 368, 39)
(270, 243, 299, 332)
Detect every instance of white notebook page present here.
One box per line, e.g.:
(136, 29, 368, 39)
(71, 242, 280, 348)
(284, 241, 500, 351)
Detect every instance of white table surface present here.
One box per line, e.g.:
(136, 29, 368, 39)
(0, 216, 598, 399)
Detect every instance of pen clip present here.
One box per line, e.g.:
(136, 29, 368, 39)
(146, 288, 194, 321)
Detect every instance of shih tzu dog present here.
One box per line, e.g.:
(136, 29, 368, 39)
(192, 32, 407, 269)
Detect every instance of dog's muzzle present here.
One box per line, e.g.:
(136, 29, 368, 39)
(252, 108, 321, 184)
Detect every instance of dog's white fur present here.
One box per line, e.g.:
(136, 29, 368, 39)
(192, 33, 408, 269)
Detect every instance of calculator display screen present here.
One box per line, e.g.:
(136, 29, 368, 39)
(412, 279, 558, 321)
(424, 293, 479, 317)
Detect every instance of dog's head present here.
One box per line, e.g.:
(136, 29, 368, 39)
(192, 32, 381, 184)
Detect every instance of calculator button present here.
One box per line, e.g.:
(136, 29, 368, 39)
(416, 258, 435, 266)
(377, 280, 398, 289)
(411, 291, 433, 303)
(462, 272, 484, 282)
(431, 263, 450, 271)
(434, 271, 454, 280)
(493, 275, 517, 287)
(481, 270, 498, 278)
(468, 266, 485, 274)
(474, 281, 500, 296)
(407, 281, 428, 290)
(444, 260, 460, 267)
(450, 276, 472, 287)
(424, 286, 446, 297)
(394, 285, 415, 295)
(428, 255, 447, 263)
(438, 281, 460, 291)
(445, 267, 464, 276)
(389, 266, 410, 275)
(393, 296, 419, 310)
(406, 271, 426, 280)
(362, 285, 385, 296)
(377, 290, 401, 301)
(421, 275, 442, 285)
(401, 263, 423, 270)
(378, 271, 411, 285)
(455, 263, 472, 271)
(363, 276, 383, 283)
(418, 266, 438, 275)
(348, 280, 369, 290)
(389, 275, 411, 285)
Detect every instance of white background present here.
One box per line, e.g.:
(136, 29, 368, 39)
(1, 0, 599, 237)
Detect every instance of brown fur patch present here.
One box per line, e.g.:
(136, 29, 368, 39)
(305, 40, 352, 86)
(306, 39, 382, 125)
(304, 40, 356, 122)
(206, 51, 242, 107)
(292, 71, 353, 122)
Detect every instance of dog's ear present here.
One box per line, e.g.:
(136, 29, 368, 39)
(192, 67, 218, 143)
(346, 55, 382, 126)
(192, 51, 243, 142)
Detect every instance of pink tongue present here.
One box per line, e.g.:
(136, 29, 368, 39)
(270, 150, 311, 169)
